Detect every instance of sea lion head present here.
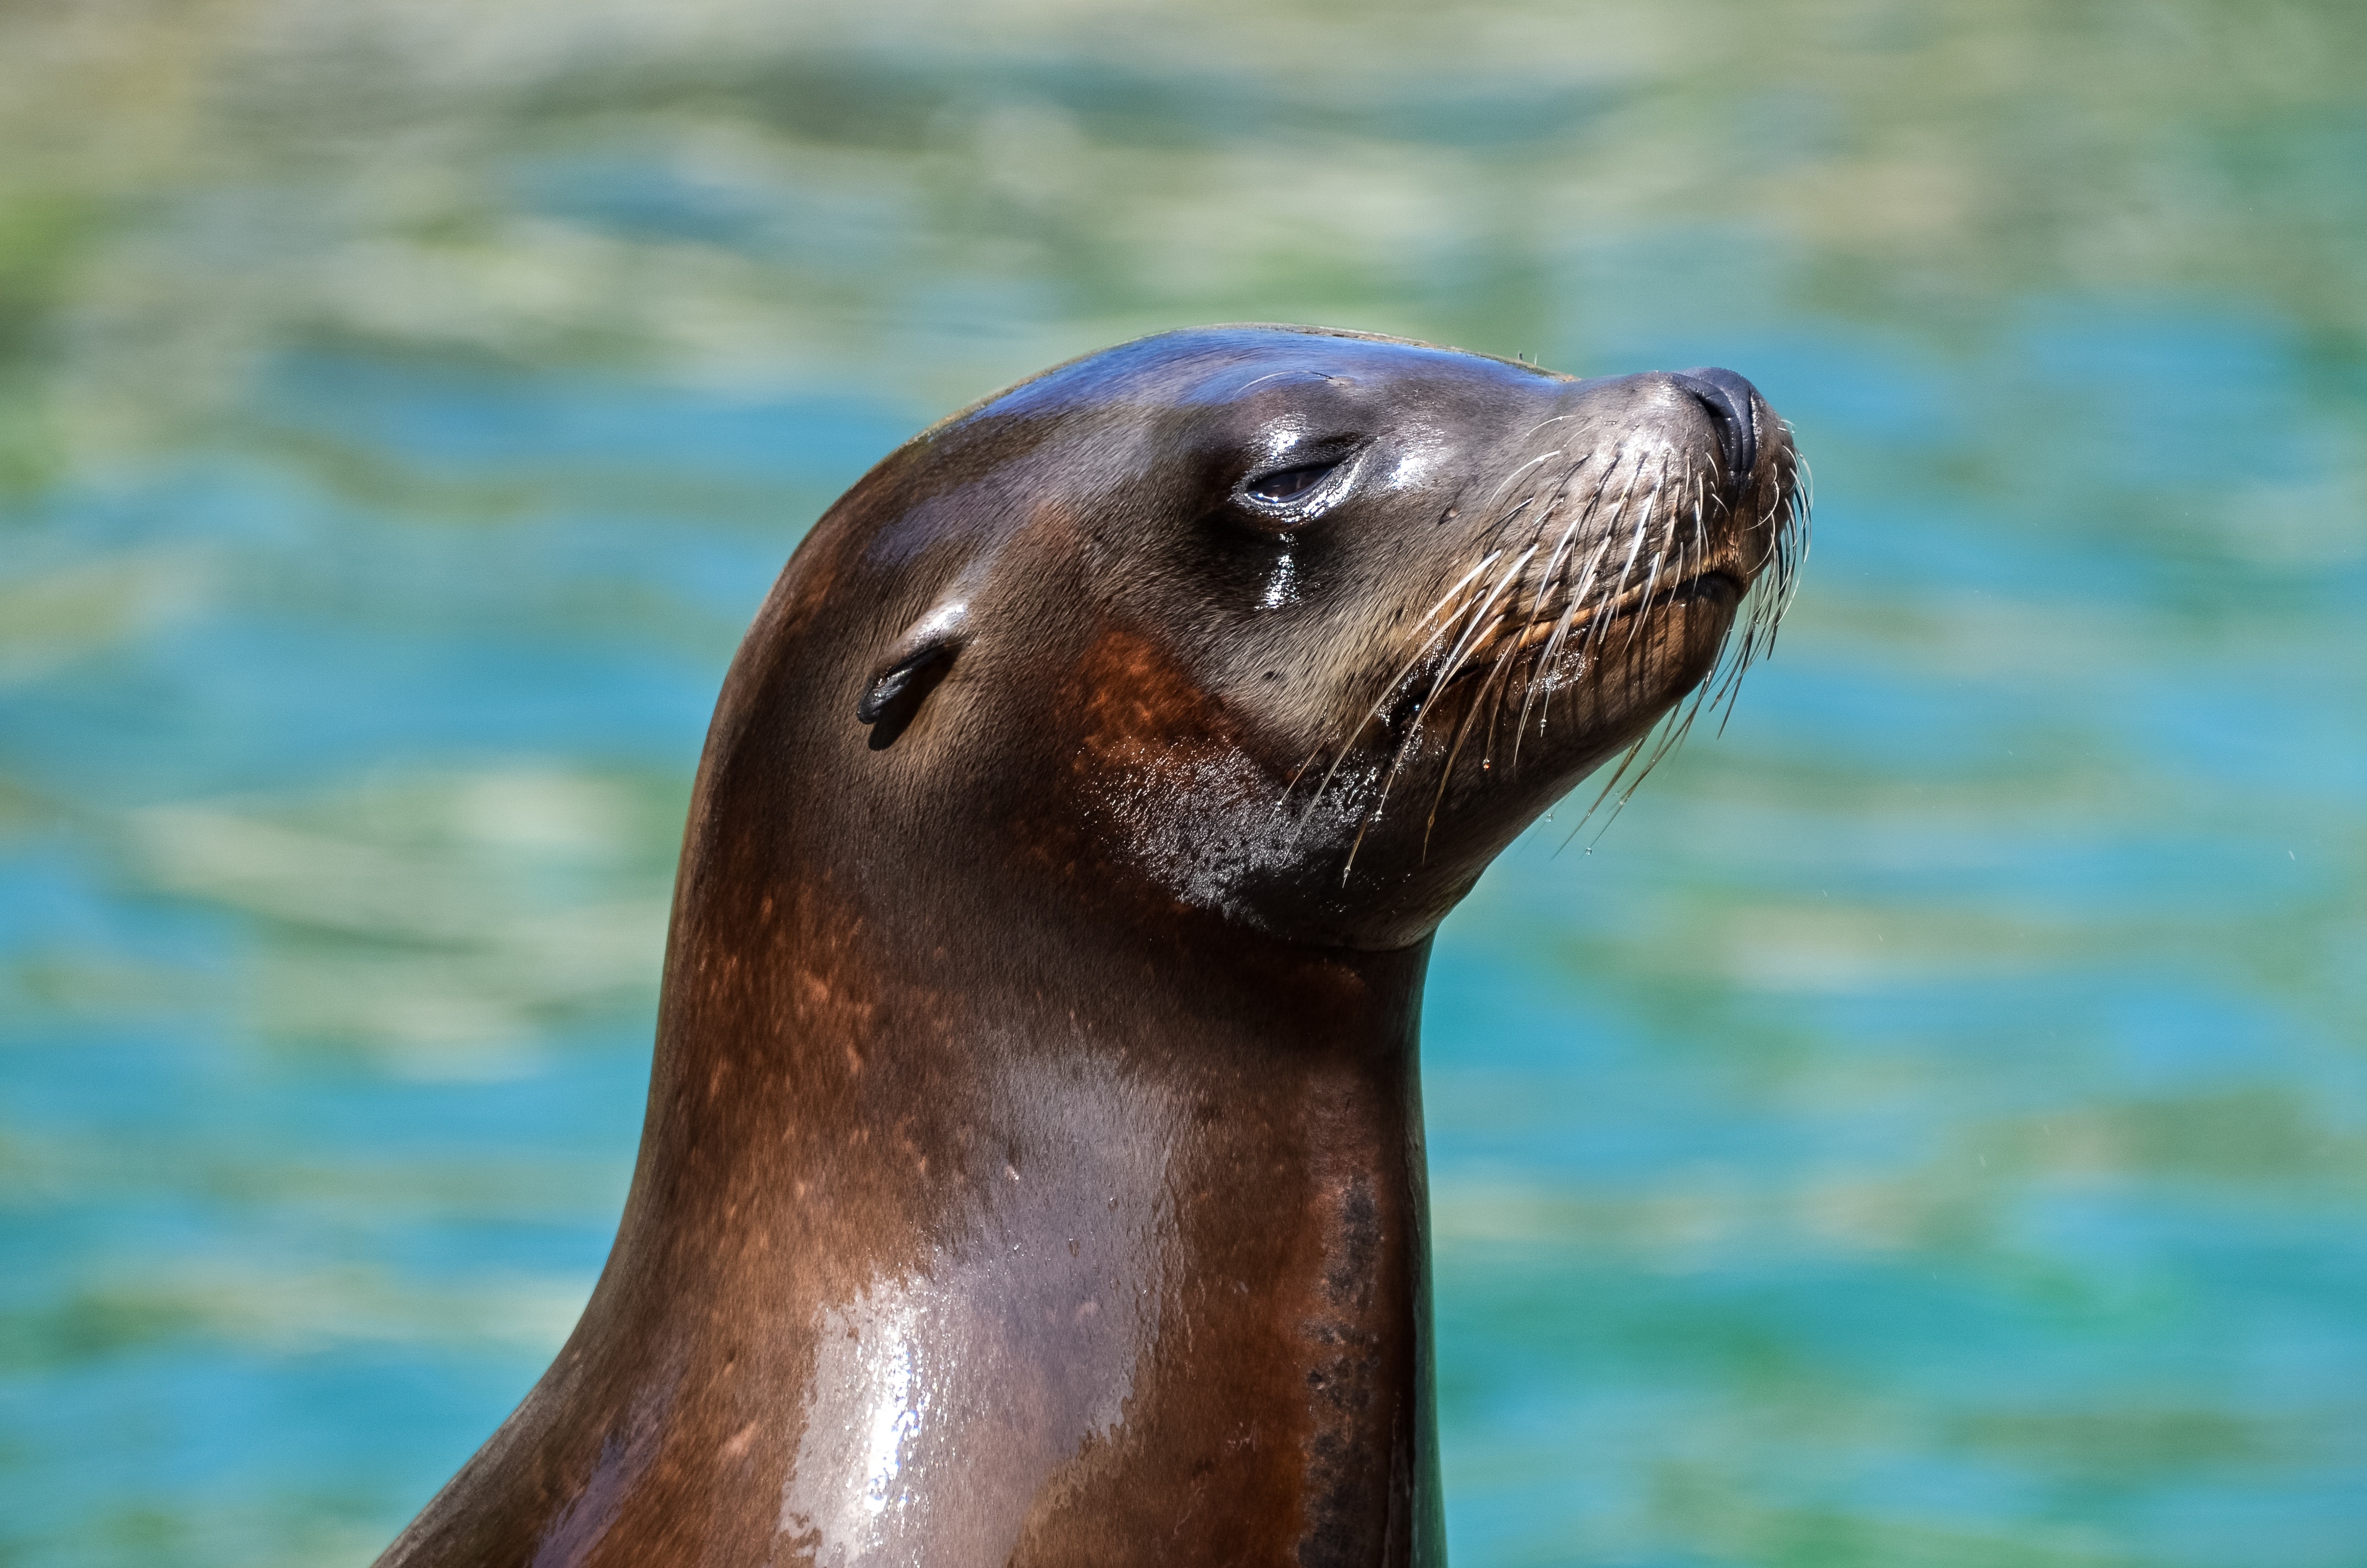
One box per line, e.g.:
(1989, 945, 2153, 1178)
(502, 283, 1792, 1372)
(735, 325, 1805, 951)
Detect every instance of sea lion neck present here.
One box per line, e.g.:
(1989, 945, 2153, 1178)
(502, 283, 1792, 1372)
(555, 782, 1451, 1567)
(458, 571, 1451, 1565)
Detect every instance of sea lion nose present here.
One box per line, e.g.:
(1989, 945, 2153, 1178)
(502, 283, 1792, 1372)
(1670, 367, 1760, 493)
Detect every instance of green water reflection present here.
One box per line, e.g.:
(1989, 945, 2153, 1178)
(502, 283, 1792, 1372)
(3, 3, 2362, 1564)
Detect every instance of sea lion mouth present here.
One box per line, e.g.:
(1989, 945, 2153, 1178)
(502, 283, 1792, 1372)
(1490, 565, 1745, 663)
(1371, 561, 1743, 744)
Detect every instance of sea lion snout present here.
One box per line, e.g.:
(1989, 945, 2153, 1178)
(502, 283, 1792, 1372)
(1669, 366, 1763, 494)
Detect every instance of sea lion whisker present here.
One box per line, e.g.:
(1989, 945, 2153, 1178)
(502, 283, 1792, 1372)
(1524, 456, 1606, 627)
(1408, 543, 1540, 730)
(1476, 577, 1545, 768)
(1590, 633, 1691, 823)
(1307, 601, 1471, 805)
(1303, 616, 1463, 815)
(1482, 450, 1560, 510)
(1424, 626, 1524, 853)
(1345, 539, 1541, 872)
(1623, 517, 1672, 656)
(1303, 550, 1508, 811)
(1508, 545, 1582, 767)
(1708, 588, 1774, 724)
(1590, 708, 1689, 842)
(1526, 557, 1603, 725)
(1610, 649, 1726, 826)
(1702, 453, 1811, 736)
(1516, 499, 1626, 759)
(1557, 728, 1653, 853)
(1690, 471, 1710, 577)
(1555, 481, 1625, 624)
(1487, 494, 1538, 542)
(1505, 456, 1611, 767)
(1569, 456, 1643, 658)
(1590, 459, 1661, 658)
(1636, 667, 1714, 787)
(1285, 745, 1332, 795)
(1349, 667, 1463, 877)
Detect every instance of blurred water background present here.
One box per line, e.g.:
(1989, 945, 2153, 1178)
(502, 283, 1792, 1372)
(2, 2, 2362, 1564)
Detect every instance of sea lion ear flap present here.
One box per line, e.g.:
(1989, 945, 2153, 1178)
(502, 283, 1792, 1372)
(857, 598, 970, 751)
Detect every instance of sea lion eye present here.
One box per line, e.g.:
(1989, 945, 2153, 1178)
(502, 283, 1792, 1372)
(1244, 462, 1338, 503)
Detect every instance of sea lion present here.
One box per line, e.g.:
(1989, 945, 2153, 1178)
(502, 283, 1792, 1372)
(374, 325, 1805, 1567)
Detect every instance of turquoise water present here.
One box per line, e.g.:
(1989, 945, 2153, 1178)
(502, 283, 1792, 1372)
(3, 4, 2363, 1564)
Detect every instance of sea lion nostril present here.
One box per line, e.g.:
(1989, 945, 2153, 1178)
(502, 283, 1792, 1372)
(1671, 367, 1760, 492)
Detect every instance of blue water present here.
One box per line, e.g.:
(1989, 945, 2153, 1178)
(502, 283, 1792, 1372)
(3, 5, 2363, 1564)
